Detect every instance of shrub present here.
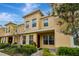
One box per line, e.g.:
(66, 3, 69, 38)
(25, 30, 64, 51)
(1, 44, 37, 56)
(0, 43, 10, 49)
(4, 47, 18, 55)
(21, 45, 37, 55)
(10, 44, 20, 48)
(42, 48, 55, 56)
(57, 47, 79, 56)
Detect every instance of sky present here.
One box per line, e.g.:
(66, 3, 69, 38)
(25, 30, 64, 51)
(0, 3, 52, 26)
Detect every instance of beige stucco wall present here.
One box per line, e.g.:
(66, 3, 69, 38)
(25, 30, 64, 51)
(55, 31, 71, 47)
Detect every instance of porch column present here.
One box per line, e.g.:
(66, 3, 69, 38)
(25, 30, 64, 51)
(1, 37, 3, 43)
(12, 36, 15, 44)
(26, 35, 29, 44)
(20, 35, 23, 45)
(3, 37, 5, 43)
(5, 37, 7, 43)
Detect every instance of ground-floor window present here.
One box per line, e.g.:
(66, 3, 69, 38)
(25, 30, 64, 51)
(73, 34, 79, 45)
(29, 35, 33, 44)
(23, 36, 26, 44)
(43, 34, 54, 45)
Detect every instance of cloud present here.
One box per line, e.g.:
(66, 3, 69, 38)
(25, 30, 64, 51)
(22, 3, 40, 14)
(0, 4, 21, 11)
(0, 12, 23, 24)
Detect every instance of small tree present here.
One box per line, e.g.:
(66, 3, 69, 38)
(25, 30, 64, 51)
(50, 3, 79, 45)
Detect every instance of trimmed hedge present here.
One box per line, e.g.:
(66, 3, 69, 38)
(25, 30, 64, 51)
(57, 47, 79, 56)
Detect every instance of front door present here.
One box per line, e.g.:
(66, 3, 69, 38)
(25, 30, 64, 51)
(8, 36, 13, 44)
(37, 35, 40, 48)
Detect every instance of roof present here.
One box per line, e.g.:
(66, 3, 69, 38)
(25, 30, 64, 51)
(18, 23, 24, 26)
(5, 22, 17, 26)
(23, 9, 44, 18)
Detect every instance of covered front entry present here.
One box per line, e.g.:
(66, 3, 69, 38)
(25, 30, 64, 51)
(37, 30, 55, 48)
(8, 36, 13, 44)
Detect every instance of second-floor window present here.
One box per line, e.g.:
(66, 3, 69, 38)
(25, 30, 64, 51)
(8, 27, 10, 32)
(26, 21, 29, 28)
(6, 27, 10, 33)
(44, 18, 48, 27)
(32, 19, 36, 27)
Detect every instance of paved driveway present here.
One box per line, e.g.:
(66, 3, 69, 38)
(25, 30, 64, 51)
(0, 52, 9, 56)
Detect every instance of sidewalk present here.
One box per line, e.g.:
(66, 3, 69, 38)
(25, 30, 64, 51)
(31, 50, 43, 56)
(0, 52, 9, 56)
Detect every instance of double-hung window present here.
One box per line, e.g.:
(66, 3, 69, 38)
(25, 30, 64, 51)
(29, 35, 33, 44)
(32, 19, 36, 27)
(43, 35, 54, 45)
(44, 18, 48, 27)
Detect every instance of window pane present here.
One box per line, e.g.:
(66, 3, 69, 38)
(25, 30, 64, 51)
(44, 18, 48, 26)
(32, 19, 36, 27)
(49, 35, 54, 45)
(43, 35, 48, 44)
(29, 35, 33, 44)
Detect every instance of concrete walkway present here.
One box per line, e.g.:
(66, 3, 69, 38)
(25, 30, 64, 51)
(31, 50, 43, 56)
(0, 52, 9, 56)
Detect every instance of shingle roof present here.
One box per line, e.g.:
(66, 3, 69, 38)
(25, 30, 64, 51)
(5, 22, 17, 26)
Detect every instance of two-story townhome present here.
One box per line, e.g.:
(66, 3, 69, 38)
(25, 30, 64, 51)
(0, 10, 76, 48)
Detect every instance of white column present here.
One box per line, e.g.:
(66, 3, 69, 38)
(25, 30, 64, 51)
(26, 35, 29, 44)
(1, 37, 4, 43)
(20, 35, 23, 45)
(12, 36, 15, 44)
(4, 37, 7, 43)
(3, 37, 5, 43)
(5, 37, 8, 43)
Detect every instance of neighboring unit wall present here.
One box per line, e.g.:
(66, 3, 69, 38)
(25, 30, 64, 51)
(5, 24, 17, 35)
(25, 33, 37, 45)
(0, 28, 5, 37)
(17, 24, 25, 33)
